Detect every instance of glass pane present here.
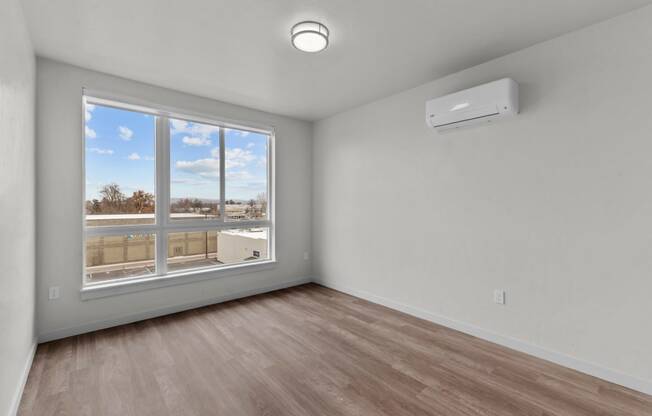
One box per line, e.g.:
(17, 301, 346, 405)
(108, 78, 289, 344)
(224, 128, 268, 221)
(84, 102, 156, 226)
(85, 233, 155, 283)
(167, 227, 269, 273)
(167, 230, 219, 272)
(170, 118, 220, 220)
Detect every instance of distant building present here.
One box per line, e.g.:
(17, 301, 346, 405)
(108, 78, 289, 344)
(85, 222, 269, 281)
(217, 228, 268, 264)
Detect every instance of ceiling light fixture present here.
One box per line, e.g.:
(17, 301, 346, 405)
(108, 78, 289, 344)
(291, 21, 329, 53)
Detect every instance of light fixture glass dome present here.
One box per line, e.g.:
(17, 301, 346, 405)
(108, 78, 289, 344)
(291, 21, 329, 53)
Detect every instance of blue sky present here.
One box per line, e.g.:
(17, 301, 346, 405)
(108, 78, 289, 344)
(85, 103, 268, 202)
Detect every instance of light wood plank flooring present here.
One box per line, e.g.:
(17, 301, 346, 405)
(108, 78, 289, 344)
(19, 283, 652, 415)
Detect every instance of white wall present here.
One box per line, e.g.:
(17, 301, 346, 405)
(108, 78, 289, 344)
(0, 0, 36, 414)
(36, 59, 312, 340)
(313, 6, 652, 390)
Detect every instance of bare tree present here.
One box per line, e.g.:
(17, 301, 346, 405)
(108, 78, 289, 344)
(128, 190, 154, 213)
(99, 183, 125, 213)
(85, 199, 102, 214)
(256, 193, 267, 218)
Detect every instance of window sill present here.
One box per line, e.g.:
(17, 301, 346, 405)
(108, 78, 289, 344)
(80, 260, 277, 300)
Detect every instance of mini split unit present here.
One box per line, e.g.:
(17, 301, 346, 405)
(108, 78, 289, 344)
(426, 78, 519, 132)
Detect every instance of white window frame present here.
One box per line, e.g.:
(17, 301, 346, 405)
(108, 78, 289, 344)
(81, 90, 275, 297)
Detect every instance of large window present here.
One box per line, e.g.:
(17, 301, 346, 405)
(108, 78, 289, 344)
(83, 95, 273, 285)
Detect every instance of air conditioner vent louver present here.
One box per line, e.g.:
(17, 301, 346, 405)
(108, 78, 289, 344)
(431, 112, 500, 129)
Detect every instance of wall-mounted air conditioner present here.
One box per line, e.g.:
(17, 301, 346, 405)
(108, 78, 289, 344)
(426, 78, 519, 132)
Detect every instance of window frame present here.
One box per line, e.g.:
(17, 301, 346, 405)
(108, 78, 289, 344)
(81, 90, 275, 291)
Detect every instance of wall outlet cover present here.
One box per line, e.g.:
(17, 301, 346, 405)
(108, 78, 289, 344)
(494, 289, 506, 305)
(49, 286, 60, 300)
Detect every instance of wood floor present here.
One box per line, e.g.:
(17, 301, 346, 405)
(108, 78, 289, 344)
(19, 284, 652, 416)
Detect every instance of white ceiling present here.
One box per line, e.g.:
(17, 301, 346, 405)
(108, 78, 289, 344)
(22, 0, 651, 121)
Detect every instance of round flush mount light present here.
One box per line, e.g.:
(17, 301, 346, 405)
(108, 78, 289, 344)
(291, 21, 329, 53)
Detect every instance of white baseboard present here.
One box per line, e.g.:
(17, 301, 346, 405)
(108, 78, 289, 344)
(9, 341, 37, 416)
(315, 279, 652, 396)
(39, 277, 312, 343)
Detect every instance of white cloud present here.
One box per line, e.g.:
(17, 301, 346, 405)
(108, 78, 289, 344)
(118, 126, 134, 141)
(143, 155, 155, 161)
(175, 147, 257, 180)
(127, 152, 141, 160)
(85, 125, 97, 139)
(182, 136, 212, 146)
(175, 158, 219, 178)
(171, 119, 219, 139)
(246, 142, 255, 148)
(226, 170, 254, 181)
(85, 104, 97, 139)
(85, 103, 96, 121)
(169, 119, 187, 133)
(172, 178, 213, 186)
(87, 147, 114, 155)
(226, 147, 256, 169)
(225, 128, 250, 137)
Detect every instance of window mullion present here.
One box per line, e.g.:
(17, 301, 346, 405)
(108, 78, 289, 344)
(155, 115, 170, 276)
(219, 127, 226, 222)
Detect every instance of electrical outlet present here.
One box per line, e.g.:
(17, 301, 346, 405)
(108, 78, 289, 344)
(48, 286, 60, 300)
(303, 252, 310, 261)
(493, 289, 505, 305)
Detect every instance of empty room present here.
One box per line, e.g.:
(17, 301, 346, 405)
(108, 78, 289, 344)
(2, 0, 652, 415)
